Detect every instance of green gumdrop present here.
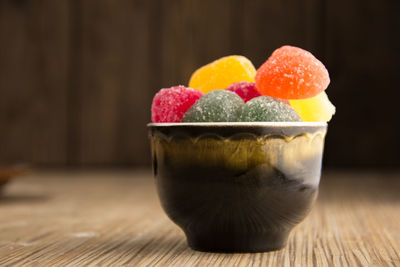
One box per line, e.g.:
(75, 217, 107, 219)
(240, 96, 302, 122)
(182, 90, 244, 122)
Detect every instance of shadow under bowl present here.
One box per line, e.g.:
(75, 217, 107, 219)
(148, 122, 327, 253)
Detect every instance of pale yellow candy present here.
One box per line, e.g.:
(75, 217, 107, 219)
(289, 92, 335, 122)
(189, 55, 256, 93)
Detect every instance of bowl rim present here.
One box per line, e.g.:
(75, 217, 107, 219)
(148, 122, 327, 127)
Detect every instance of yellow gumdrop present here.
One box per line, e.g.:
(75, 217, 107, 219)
(289, 92, 336, 122)
(189, 55, 256, 93)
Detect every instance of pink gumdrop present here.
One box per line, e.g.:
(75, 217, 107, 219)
(226, 82, 262, 103)
(151, 86, 203, 123)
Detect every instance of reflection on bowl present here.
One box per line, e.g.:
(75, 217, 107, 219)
(148, 122, 327, 252)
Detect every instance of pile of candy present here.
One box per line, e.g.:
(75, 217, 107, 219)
(151, 46, 335, 123)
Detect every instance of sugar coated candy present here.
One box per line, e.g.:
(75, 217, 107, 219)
(289, 92, 335, 122)
(151, 86, 203, 123)
(240, 96, 302, 122)
(182, 90, 244, 122)
(189, 56, 256, 93)
(226, 81, 262, 103)
(255, 46, 330, 99)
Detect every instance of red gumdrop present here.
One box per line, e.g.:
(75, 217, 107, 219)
(151, 86, 203, 123)
(226, 81, 262, 103)
(255, 45, 330, 99)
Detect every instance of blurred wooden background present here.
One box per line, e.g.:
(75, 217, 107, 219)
(0, 0, 399, 168)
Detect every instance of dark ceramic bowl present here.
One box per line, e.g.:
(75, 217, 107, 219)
(148, 122, 327, 252)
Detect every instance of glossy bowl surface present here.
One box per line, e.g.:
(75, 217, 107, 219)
(148, 122, 327, 252)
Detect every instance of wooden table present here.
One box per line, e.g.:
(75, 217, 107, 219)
(0, 170, 399, 266)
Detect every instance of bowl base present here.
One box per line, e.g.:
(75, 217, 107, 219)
(186, 231, 289, 253)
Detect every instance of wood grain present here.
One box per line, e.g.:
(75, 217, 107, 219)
(0, 1, 399, 167)
(324, 0, 400, 167)
(76, 0, 151, 165)
(0, 0, 69, 165)
(159, 0, 234, 87)
(0, 170, 399, 266)
(241, 0, 323, 67)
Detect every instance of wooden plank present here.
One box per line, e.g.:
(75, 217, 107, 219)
(159, 0, 236, 87)
(114, 0, 153, 166)
(0, 170, 399, 266)
(0, 0, 69, 165)
(76, 0, 152, 165)
(241, 0, 324, 68)
(0, 0, 398, 168)
(76, 0, 241, 166)
(324, 0, 400, 167)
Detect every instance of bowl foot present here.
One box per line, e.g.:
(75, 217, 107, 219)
(186, 231, 289, 253)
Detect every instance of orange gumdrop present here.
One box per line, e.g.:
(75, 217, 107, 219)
(255, 46, 330, 99)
